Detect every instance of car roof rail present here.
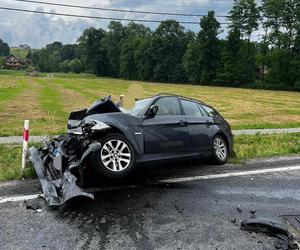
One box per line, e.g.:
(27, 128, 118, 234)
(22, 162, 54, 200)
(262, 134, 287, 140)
(155, 93, 176, 96)
(155, 93, 206, 105)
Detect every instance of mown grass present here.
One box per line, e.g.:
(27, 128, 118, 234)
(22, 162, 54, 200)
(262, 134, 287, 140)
(0, 144, 36, 180)
(36, 79, 66, 117)
(0, 133, 299, 180)
(46, 72, 97, 79)
(0, 72, 300, 136)
(0, 77, 26, 109)
(35, 79, 68, 135)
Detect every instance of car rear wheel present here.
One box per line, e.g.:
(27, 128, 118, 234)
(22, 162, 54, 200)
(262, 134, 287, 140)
(211, 135, 228, 164)
(95, 133, 136, 179)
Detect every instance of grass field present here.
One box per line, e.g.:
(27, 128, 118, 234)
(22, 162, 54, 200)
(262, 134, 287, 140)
(0, 70, 300, 136)
(10, 47, 31, 59)
(0, 144, 36, 180)
(1, 133, 300, 180)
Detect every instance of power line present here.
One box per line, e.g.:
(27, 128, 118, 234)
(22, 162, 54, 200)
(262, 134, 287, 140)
(108, 0, 233, 2)
(0, 6, 230, 25)
(10, 0, 230, 18)
(89, 0, 234, 8)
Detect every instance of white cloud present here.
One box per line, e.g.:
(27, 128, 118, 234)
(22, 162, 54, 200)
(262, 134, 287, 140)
(0, 0, 234, 48)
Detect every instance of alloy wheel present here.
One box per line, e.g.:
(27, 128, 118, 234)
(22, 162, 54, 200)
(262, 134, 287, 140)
(100, 139, 131, 172)
(214, 137, 227, 161)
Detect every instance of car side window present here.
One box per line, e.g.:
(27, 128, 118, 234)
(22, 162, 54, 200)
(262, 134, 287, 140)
(201, 104, 216, 117)
(181, 99, 204, 117)
(197, 104, 209, 117)
(154, 97, 181, 116)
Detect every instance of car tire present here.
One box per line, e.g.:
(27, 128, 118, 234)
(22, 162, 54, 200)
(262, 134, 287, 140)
(211, 135, 228, 165)
(94, 133, 136, 179)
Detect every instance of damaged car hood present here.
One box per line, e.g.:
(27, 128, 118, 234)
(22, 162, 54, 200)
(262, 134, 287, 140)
(67, 95, 121, 131)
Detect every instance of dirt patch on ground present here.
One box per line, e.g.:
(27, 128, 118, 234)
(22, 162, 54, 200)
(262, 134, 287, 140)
(56, 86, 91, 112)
(260, 114, 300, 124)
(0, 79, 18, 89)
(0, 78, 45, 121)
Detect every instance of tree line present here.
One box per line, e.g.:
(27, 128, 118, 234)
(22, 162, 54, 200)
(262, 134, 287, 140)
(6, 0, 300, 90)
(0, 39, 10, 57)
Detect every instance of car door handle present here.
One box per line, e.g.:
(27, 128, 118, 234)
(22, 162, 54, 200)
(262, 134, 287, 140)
(179, 120, 188, 126)
(206, 120, 213, 127)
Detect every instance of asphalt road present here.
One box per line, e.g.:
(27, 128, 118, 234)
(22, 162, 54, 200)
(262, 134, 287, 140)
(1, 156, 300, 250)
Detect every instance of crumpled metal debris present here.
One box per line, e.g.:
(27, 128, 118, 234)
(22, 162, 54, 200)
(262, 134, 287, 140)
(241, 216, 289, 235)
(30, 145, 94, 206)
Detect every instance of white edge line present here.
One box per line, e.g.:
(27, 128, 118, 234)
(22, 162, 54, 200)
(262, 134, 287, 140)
(1, 165, 300, 203)
(0, 194, 43, 204)
(159, 165, 300, 184)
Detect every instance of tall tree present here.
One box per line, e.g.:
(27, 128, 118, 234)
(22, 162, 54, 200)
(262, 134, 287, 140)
(61, 44, 77, 62)
(77, 27, 107, 76)
(183, 39, 201, 83)
(217, 29, 241, 85)
(151, 19, 190, 82)
(184, 11, 220, 84)
(33, 42, 62, 72)
(120, 23, 151, 79)
(262, 0, 300, 88)
(229, 0, 260, 41)
(228, 0, 259, 85)
(134, 36, 154, 81)
(102, 21, 127, 77)
(0, 39, 10, 57)
(262, 0, 299, 51)
(198, 11, 221, 84)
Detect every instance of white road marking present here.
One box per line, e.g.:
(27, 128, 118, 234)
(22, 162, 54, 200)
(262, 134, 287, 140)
(0, 194, 43, 204)
(1, 165, 300, 204)
(159, 165, 300, 184)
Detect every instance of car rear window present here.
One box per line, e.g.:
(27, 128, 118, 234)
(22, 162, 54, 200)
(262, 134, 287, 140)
(181, 99, 204, 117)
(201, 105, 217, 117)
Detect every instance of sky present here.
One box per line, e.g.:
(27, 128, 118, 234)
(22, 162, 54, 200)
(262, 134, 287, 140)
(0, 0, 236, 48)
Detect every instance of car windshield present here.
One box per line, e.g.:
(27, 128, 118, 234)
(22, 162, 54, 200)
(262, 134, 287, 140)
(121, 98, 153, 116)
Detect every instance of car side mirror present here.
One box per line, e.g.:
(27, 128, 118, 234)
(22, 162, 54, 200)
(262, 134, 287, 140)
(146, 105, 158, 118)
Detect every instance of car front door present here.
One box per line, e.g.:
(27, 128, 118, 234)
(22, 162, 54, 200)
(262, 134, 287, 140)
(179, 98, 213, 152)
(142, 96, 190, 154)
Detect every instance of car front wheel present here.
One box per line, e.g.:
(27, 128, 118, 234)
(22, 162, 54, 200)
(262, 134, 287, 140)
(211, 135, 228, 164)
(95, 133, 136, 179)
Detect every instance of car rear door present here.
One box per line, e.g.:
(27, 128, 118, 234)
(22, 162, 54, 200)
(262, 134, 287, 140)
(142, 96, 190, 154)
(179, 98, 213, 152)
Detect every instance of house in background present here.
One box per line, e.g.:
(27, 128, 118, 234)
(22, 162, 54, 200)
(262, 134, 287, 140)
(19, 44, 31, 49)
(4, 55, 26, 70)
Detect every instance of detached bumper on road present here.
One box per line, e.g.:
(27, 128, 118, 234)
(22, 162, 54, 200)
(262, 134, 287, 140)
(29, 144, 94, 206)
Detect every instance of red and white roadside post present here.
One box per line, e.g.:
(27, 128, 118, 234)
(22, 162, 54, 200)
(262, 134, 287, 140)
(22, 120, 29, 169)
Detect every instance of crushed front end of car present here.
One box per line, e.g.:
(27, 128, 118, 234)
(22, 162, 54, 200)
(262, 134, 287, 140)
(29, 135, 97, 206)
(30, 96, 121, 206)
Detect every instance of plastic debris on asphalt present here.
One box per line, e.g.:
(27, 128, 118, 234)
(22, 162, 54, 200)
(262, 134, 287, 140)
(241, 215, 299, 250)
